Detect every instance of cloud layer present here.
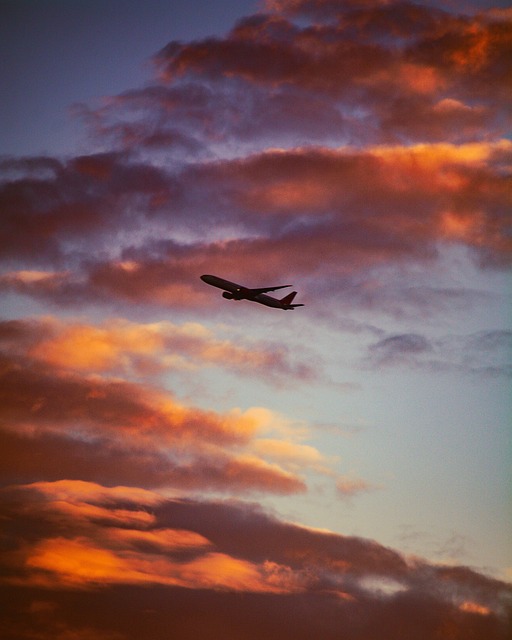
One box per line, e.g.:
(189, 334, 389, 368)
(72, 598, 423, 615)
(0, 1, 510, 318)
(1, 314, 338, 494)
(2, 480, 510, 639)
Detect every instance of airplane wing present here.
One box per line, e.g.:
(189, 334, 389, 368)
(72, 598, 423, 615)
(200, 275, 292, 297)
(248, 284, 292, 295)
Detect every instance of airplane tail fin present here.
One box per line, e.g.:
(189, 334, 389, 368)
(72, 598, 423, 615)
(280, 291, 297, 304)
(279, 291, 304, 308)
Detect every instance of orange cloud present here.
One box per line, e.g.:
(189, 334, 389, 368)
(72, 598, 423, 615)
(1, 321, 322, 495)
(7, 482, 304, 592)
(0, 270, 72, 295)
(0, 344, 256, 448)
(459, 601, 492, 616)
(449, 22, 492, 72)
(360, 62, 446, 97)
(222, 454, 307, 494)
(46, 502, 157, 529)
(30, 319, 166, 372)
(176, 552, 300, 593)
(23, 536, 301, 594)
(252, 438, 335, 474)
(336, 475, 379, 497)
(11, 315, 317, 383)
(369, 139, 512, 166)
(26, 538, 130, 587)
(22, 479, 164, 507)
(108, 527, 211, 552)
(397, 63, 445, 95)
(440, 210, 484, 241)
(2, 478, 510, 639)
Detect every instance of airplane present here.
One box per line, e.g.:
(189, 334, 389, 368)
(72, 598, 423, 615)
(200, 274, 304, 310)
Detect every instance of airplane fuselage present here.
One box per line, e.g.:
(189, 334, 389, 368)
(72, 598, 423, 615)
(200, 274, 303, 310)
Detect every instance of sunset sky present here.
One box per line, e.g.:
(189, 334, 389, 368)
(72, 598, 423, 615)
(1, 1, 511, 638)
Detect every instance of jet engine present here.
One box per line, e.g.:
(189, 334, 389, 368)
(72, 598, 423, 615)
(222, 291, 234, 299)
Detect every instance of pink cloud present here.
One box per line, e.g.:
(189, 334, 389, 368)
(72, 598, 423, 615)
(336, 474, 380, 497)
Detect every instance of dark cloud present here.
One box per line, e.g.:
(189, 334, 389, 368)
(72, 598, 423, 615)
(365, 329, 512, 376)
(369, 332, 433, 363)
(0, 428, 172, 488)
(466, 329, 512, 353)
(0, 151, 172, 265)
(461, 330, 512, 376)
(1, 481, 510, 639)
(3, 584, 508, 640)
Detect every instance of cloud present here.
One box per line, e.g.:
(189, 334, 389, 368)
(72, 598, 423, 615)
(368, 333, 433, 365)
(1, 480, 510, 639)
(365, 329, 512, 375)
(0, 352, 248, 446)
(1, 140, 510, 320)
(1, 481, 306, 593)
(1, 2, 510, 323)
(336, 474, 381, 497)
(0, 428, 308, 495)
(0, 151, 172, 263)
(0, 315, 318, 383)
(105, 0, 506, 158)
(25, 537, 291, 594)
(251, 438, 336, 475)
(151, 2, 511, 141)
(0, 319, 330, 494)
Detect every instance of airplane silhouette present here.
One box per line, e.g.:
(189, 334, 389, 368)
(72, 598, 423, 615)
(201, 274, 304, 310)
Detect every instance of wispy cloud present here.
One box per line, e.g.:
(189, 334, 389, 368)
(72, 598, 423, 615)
(365, 329, 512, 376)
(336, 474, 381, 498)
